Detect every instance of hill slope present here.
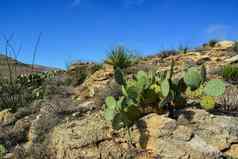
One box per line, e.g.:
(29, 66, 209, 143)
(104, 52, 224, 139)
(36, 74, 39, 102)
(0, 54, 59, 77)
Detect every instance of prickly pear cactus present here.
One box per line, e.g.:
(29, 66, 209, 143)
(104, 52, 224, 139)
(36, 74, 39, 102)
(161, 79, 170, 97)
(200, 96, 215, 110)
(114, 67, 126, 85)
(150, 84, 161, 94)
(204, 79, 225, 97)
(104, 96, 119, 121)
(184, 67, 202, 90)
(0, 144, 6, 159)
(185, 86, 204, 98)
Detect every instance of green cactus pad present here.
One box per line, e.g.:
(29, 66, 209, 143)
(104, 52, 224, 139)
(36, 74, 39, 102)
(136, 71, 147, 81)
(184, 67, 202, 90)
(0, 144, 6, 159)
(161, 79, 170, 97)
(200, 96, 215, 110)
(136, 71, 148, 89)
(204, 79, 225, 97)
(105, 96, 117, 110)
(104, 108, 115, 121)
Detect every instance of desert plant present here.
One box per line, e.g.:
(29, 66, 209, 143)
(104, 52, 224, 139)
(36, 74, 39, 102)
(0, 144, 6, 159)
(105, 46, 136, 69)
(178, 45, 188, 54)
(0, 71, 54, 112)
(184, 67, 202, 90)
(222, 65, 238, 82)
(208, 39, 218, 47)
(184, 66, 225, 110)
(104, 60, 226, 147)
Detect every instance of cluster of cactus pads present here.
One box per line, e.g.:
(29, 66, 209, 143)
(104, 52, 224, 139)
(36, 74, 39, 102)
(104, 61, 225, 131)
(184, 66, 225, 110)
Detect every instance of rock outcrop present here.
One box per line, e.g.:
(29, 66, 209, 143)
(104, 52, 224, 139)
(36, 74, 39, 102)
(47, 107, 238, 159)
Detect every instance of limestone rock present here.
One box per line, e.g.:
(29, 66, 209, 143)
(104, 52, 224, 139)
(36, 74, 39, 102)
(0, 109, 15, 126)
(225, 55, 238, 64)
(215, 41, 235, 50)
(47, 108, 238, 159)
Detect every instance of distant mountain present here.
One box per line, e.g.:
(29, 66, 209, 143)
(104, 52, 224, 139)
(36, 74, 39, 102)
(0, 54, 60, 77)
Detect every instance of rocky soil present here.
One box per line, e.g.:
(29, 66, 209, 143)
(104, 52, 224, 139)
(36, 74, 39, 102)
(1, 41, 238, 159)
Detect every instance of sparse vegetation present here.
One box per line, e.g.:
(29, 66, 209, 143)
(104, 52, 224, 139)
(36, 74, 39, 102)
(208, 39, 218, 47)
(178, 45, 188, 54)
(66, 62, 102, 86)
(0, 71, 54, 112)
(222, 65, 238, 82)
(105, 46, 136, 69)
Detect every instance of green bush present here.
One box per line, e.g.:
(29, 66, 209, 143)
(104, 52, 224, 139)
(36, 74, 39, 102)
(208, 39, 218, 47)
(105, 46, 136, 69)
(222, 65, 238, 82)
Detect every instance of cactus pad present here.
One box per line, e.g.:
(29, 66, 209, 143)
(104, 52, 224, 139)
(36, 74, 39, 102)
(184, 67, 202, 90)
(200, 96, 215, 110)
(161, 79, 170, 97)
(204, 79, 225, 97)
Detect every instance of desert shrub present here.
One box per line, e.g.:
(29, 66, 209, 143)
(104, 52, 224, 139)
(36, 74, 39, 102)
(178, 45, 189, 54)
(105, 46, 137, 69)
(222, 65, 238, 82)
(159, 49, 178, 58)
(0, 72, 54, 112)
(208, 39, 218, 47)
(71, 67, 88, 86)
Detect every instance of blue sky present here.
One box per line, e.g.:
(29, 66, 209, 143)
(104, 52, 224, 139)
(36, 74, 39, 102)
(0, 0, 237, 68)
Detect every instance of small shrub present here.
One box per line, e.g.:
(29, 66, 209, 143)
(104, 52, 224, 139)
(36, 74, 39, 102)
(208, 39, 218, 47)
(222, 65, 238, 82)
(159, 49, 178, 58)
(105, 46, 136, 69)
(178, 45, 188, 54)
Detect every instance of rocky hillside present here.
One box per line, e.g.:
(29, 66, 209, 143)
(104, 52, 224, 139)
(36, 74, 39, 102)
(1, 41, 238, 159)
